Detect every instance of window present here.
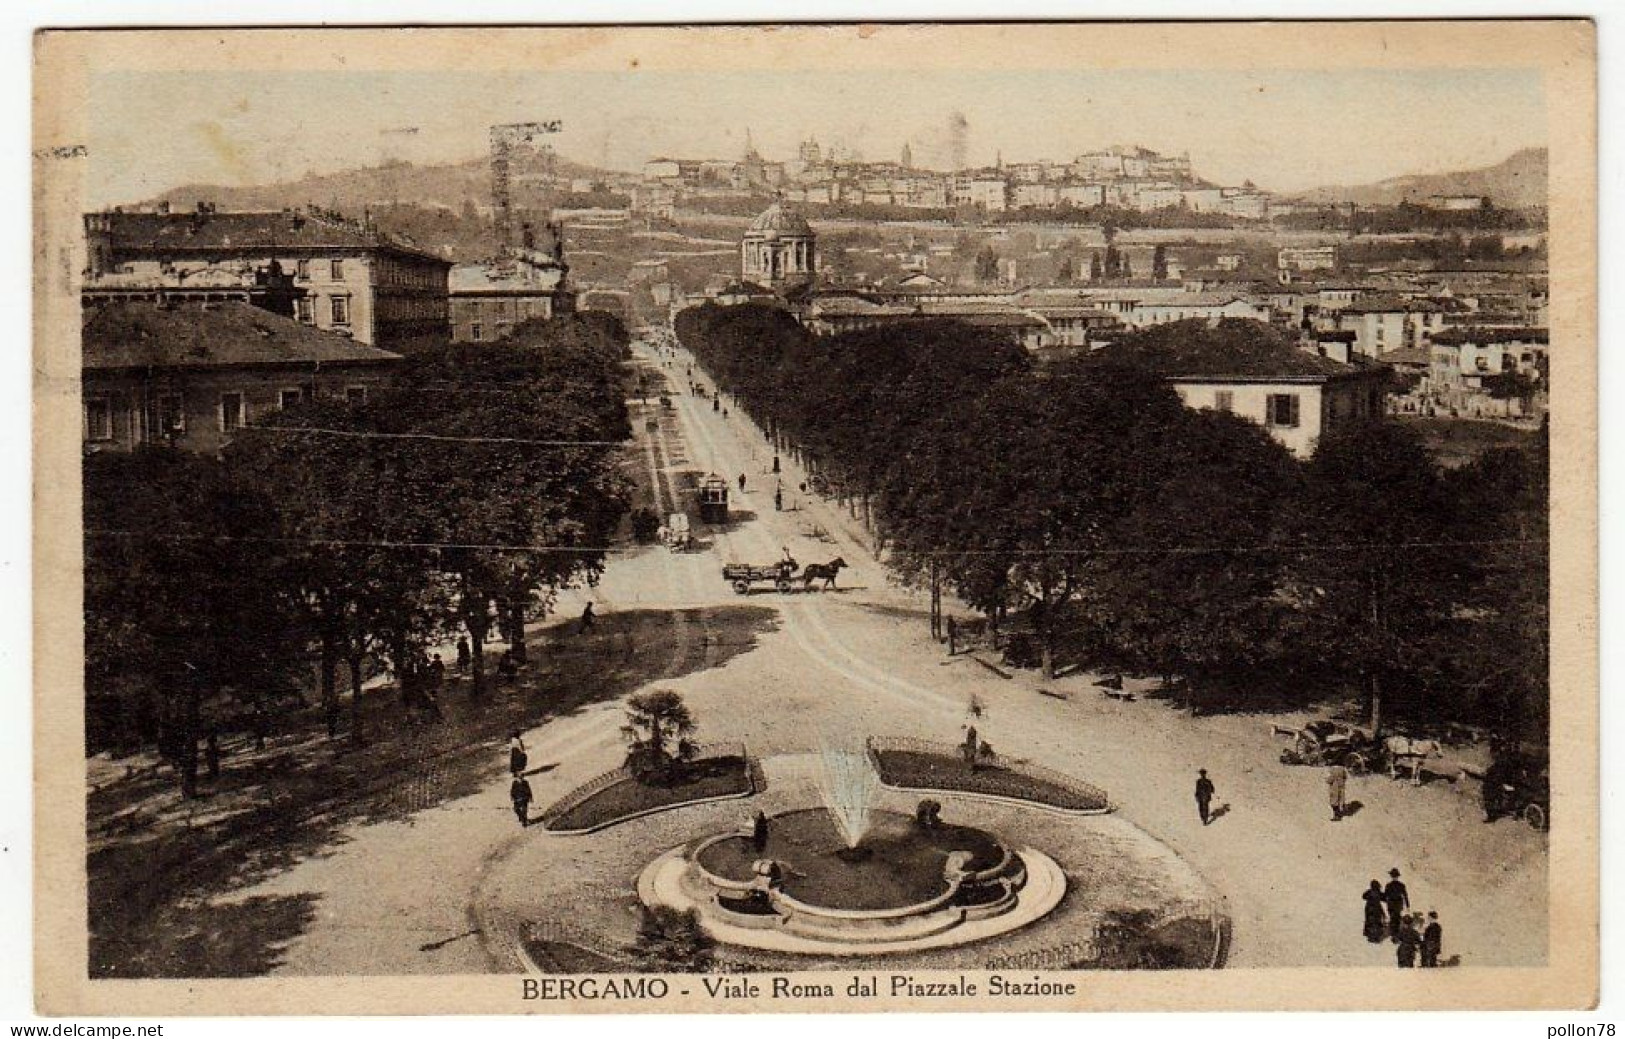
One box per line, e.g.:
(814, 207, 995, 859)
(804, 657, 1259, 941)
(330, 259, 344, 280)
(279, 388, 304, 410)
(296, 259, 310, 280)
(220, 392, 245, 433)
(1213, 390, 1233, 413)
(1266, 393, 1301, 428)
(345, 385, 368, 404)
(157, 393, 185, 437)
(296, 297, 314, 323)
(84, 396, 112, 441)
(330, 296, 350, 325)
(470, 323, 483, 342)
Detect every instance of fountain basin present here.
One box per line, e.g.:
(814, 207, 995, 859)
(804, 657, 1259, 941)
(695, 808, 1002, 912)
(640, 807, 1061, 955)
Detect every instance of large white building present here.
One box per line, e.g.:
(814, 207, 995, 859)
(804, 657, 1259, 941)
(740, 199, 817, 287)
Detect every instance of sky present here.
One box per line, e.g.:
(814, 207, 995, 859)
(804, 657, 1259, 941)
(85, 66, 1545, 207)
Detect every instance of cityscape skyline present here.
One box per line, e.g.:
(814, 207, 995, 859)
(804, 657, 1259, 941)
(84, 66, 1545, 208)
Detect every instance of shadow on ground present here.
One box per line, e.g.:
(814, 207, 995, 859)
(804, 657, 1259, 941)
(87, 604, 779, 978)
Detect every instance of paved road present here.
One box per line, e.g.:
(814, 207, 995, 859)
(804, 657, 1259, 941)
(237, 336, 1546, 975)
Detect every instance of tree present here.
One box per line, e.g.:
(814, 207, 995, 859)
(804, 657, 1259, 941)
(1288, 422, 1472, 737)
(620, 690, 698, 780)
(1087, 408, 1303, 711)
(84, 449, 304, 795)
(1056, 255, 1075, 283)
(974, 245, 1000, 284)
(1151, 244, 1169, 281)
(1103, 244, 1122, 279)
(1090, 252, 1103, 281)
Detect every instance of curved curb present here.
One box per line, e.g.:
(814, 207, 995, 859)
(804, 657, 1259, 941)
(874, 778, 1114, 818)
(542, 776, 759, 836)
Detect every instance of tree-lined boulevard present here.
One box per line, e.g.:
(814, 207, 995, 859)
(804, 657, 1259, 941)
(83, 316, 1548, 976)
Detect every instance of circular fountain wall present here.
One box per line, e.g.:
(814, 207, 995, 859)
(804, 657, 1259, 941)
(636, 807, 1067, 956)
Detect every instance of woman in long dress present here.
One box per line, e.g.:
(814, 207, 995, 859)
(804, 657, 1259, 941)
(1362, 880, 1387, 943)
(509, 733, 528, 777)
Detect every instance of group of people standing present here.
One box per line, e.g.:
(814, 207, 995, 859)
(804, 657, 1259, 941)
(1362, 869, 1445, 967)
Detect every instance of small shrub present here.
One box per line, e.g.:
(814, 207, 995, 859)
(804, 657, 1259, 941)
(630, 508, 662, 543)
(916, 799, 943, 828)
(634, 905, 714, 972)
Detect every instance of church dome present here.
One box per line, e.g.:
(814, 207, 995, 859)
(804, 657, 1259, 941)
(747, 200, 813, 239)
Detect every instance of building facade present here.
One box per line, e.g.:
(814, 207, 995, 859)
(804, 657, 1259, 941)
(741, 200, 817, 287)
(449, 224, 576, 343)
(84, 205, 452, 351)
(82, 301, 402, 455)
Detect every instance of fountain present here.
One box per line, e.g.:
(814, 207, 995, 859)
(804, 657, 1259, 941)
(816, 743, 881, 857)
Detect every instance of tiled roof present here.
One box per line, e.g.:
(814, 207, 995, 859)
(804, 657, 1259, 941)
(1431, 326, 1549, 346)
(1340, 293, 1445, 314)
(95, 209, 449, 265)
(82, 301, 403, 371)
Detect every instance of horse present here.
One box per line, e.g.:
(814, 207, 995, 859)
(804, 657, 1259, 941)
(1384, 736, 1444, 785)
(801, 557, 847, 591)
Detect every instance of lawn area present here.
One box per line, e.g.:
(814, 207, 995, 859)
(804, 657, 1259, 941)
(542, 754, 755, 832)
(871, 745, 1109, 812)
(1395, 415, 1540, 468)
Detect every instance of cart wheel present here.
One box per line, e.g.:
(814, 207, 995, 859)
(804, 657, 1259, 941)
(1523, 803, 1548, 831)
(732, 580, 750, 595)
(775, 578, 792, 594)
(1345, 752, 1369, 776)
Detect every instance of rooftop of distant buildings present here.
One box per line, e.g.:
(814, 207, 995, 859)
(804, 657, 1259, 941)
(89, 205, 450, 265)
(1431, 326, 1550, 346)
(83, 300, 403, 372)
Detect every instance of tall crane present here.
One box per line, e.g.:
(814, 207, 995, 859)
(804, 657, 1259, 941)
(489, 120, 563, 255)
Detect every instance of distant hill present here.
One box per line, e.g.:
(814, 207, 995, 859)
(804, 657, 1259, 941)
(147, 151, 619, 216)
(1295, 148, 1547, 210)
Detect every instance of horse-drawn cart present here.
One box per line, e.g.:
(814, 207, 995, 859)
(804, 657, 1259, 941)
(1275, 720, 1377, 773)
(722, 555, 799, 595)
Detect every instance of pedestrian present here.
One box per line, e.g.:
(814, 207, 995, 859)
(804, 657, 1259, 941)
(497, 649, 517, 682)
(1384, 868, 1410, 941)
(428, 652, 445, 689)
(751, 810, 769, 852)
(579, 601, 596, 634)
(1326, 763, 1348, 821)
(738, 472, 747, 492)
(945, 616, 959, 656)
(1421, 911, 1443, 968)
(772, 454, 781, 474)
(510, 775, 534, 828)
(713, 397, 720, 412)
(1362, 880, 1386, 943)
(774, 487, 783, 512)
(456, 636, 471, 672)
(961, 725, 979, 765)
(1195, 769, 1216, 826)
(509, 732, 528, 777)
(1396, 914, 1421, 967)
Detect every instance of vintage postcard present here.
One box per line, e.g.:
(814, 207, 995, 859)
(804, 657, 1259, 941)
(31, 21, 1597, 1015)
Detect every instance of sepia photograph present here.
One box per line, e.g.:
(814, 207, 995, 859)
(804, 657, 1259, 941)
(28, 19, 1598, 1016)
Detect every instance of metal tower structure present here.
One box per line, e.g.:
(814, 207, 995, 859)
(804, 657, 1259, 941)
(489, 120, 563, 258)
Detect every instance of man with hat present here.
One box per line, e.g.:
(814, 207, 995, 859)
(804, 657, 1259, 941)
(1383, 868, 1410, 941)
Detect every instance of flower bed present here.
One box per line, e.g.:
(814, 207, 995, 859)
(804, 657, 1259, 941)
(542, 753, 754, 832)
(870, 739, 1109, 812)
